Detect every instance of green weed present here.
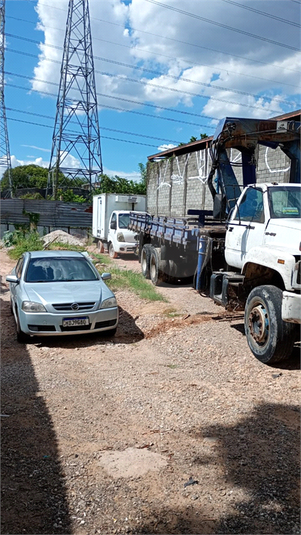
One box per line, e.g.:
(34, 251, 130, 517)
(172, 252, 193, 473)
(7, 232, 44, 260)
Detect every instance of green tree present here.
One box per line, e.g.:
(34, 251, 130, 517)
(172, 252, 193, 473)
(0, 164, 70, 195)
(95, 173, 146, 195)
(1, 165, 48, 192)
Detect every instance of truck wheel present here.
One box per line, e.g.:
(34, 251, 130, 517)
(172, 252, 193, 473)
(244, 285, 297, 364)
(108, 242, 118, 259)
(98, 240, 105, 253)
(141, 244, 151, 278)
(149, 247, 167, 285)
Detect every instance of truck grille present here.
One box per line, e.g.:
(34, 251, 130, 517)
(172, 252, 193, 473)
(52, 302, 96, 311)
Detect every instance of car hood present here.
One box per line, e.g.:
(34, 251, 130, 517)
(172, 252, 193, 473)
(23, 280, 107, 306)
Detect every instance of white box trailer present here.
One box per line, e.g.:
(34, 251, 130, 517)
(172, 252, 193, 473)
(92, 193, 146, 257)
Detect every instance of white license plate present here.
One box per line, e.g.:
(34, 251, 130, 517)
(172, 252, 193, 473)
(62, 317, 89, 327)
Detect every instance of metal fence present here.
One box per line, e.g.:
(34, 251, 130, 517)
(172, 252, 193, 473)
(0, 199, 92, 238)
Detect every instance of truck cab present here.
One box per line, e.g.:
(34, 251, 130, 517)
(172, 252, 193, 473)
(107, 210, 138, 257)
(225, 183, 301, 278)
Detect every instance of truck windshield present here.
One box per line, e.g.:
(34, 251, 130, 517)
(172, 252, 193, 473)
(269, 186, 300, 219)
(118, 213, 130, 229)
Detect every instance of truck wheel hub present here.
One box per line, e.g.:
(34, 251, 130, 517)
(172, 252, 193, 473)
(248, 305, 268, 343)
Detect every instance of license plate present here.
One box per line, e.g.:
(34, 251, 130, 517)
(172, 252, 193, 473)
(62, 317, 89, 327)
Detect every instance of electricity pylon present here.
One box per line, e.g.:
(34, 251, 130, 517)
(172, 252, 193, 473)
(0, 0, 12, 198)
(48, 0, 103, 199)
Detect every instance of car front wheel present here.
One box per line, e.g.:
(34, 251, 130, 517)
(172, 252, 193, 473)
(16, 308, 30, 343)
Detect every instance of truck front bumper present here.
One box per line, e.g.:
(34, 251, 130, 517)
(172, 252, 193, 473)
(116, 242, 138, 254)
(282, 291, 301, 324)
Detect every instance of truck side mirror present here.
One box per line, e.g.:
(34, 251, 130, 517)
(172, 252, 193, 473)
(110, 220, 116, 230)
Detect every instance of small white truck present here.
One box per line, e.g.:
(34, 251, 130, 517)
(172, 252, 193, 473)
(92, 193, 146, 258)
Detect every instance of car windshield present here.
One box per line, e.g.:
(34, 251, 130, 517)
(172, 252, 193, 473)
(118, 213, 130, 229)
(25, 257, 99, 282)
(269, 186, 300, 219)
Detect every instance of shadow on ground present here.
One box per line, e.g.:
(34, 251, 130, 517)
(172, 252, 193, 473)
(1, 297, 71, 534)
(136, 402, 300, 534)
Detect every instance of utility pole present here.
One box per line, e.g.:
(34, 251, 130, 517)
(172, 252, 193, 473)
(0, 0, 12, 198)
(47, 0, 103, 199)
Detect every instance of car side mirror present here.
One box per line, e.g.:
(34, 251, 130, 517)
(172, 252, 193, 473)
(101, 272, 111, 281)
(110, 221, 116, 230)
(6, 275, 19, 284)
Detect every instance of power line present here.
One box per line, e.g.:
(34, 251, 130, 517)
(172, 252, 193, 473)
(6, 33, 296, 107)
(6, 18, 301, 89)
(7, 49, 292, 116)
(6, 106, 185, 144)
(7, 82, 212, 129)
(145, 0, 300, 52)
(6, 116, 163, 149)
(7, 6, 301, 75)
(5, 69, 218, 123)
(221, 0, 300, 27)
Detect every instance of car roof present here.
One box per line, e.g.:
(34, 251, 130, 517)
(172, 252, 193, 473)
(27, 250, 86, 259)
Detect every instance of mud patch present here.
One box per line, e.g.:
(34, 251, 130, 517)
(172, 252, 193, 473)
(98, 447, 168, 478)
(144, 313, 216, 338)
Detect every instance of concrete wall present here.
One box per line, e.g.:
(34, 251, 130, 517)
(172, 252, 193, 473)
(147, 145, 291, 217)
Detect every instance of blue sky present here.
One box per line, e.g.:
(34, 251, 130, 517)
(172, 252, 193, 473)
(3, 0, 301, 182)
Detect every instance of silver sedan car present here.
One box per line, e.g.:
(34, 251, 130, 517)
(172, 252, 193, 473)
(6, 250, 118, 342)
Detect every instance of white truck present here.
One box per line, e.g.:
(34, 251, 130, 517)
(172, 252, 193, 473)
(92, 193, 146, 258)
(210, 182, 301, 364)
(129, 117, 301, 364)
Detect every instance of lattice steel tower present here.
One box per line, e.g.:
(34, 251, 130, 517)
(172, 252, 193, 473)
(0, 0, 12, 198)
(48, 0, 103, 199)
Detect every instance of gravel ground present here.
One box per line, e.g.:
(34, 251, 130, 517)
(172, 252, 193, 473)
(1, 247, 300, 535)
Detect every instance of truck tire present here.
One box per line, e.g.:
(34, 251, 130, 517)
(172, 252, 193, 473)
(149, 247, 167, 285)
(98, 240, 105, 253)
(141, 244, 152, 278)
(244, 285, 297, 364)
(108, 242, 118, 259)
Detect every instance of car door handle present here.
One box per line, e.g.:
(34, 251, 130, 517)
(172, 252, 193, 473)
(228, 227, 234, 232)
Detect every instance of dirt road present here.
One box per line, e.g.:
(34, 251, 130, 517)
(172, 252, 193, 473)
(1, 248, 300, 534)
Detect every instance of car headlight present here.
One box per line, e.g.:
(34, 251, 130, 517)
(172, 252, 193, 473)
(99, 297, 117, 309)
(117, 232, 125, 242)
(22, 301, 46, 312)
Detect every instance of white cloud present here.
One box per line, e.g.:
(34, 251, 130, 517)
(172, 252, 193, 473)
(10, 155, 49, 168)
(157, 143, 177, 152)
(31, 0, 301, 120)
(103, 167, 141, 182)
(22, 145, 51, 153)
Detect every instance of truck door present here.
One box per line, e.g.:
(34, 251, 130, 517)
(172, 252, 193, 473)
(225, 187, 266, 269)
